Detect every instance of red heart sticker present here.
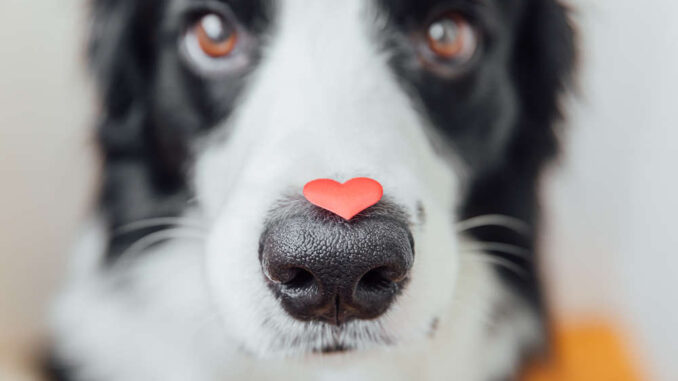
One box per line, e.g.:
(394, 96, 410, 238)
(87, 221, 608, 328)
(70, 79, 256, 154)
(303, 177, 384, 220)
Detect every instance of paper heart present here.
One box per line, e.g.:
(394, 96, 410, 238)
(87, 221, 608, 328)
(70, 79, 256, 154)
(303, 177, 384, 220)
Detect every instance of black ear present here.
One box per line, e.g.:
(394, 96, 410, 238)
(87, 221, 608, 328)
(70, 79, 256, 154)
(88, 0, 161, 158)
(511, 0, 576, 163)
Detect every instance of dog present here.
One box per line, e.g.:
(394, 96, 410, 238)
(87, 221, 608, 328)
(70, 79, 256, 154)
(47, 0, 575, 379)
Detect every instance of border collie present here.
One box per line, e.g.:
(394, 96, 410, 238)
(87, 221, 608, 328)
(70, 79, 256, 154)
(48, 0, 575, 379)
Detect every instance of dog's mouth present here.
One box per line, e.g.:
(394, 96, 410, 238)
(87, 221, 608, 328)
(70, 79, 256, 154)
(259, 317, 395, 356)
(316, 344, 350, 354)
(252, 314, 443, 357)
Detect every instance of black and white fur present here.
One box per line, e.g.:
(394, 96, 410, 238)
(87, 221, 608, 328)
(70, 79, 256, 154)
(48, 0, 575, 379)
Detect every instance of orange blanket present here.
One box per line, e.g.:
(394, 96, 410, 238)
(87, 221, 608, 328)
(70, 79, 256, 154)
(522, 322, 644, 381)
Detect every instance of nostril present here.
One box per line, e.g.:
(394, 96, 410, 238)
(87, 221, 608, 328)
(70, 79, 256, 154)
(281, 267, 315, 291)
(357, 267, 397, 293)
(352, 266, 402, 319)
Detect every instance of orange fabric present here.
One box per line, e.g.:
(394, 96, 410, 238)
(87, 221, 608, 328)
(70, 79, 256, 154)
(522, 322, 643, 381)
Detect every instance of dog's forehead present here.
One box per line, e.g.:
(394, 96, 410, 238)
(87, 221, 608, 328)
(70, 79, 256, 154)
(217, 0, 486, 29)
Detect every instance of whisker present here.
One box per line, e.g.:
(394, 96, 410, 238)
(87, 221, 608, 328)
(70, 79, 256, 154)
(113, 217, 205, 236)
(456, 214, 531, 235)
(115, 228, 205, 264)
(460, 253, 528, 279)
(186, 196, 201, 205)
(460, 242, 531, 260)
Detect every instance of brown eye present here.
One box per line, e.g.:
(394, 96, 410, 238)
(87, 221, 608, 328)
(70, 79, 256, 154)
(194, 13, 237, 58)
(426, 13, 476, 61)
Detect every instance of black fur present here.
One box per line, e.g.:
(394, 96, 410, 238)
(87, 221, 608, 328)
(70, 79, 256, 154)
(89, 0, 273, 260)
(459, 0, 574, 336)
(379, 0, 575, 342)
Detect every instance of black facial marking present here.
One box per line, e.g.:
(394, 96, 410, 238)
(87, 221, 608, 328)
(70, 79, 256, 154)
(376, 0, 575, 361)
(377, 0, 525, 171)
(89, 0, 273, 261)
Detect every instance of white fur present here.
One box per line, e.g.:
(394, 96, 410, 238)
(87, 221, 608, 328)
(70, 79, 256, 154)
(51, 0, 538, 379)
(195, 0, 460, 356)
(52, 224, 537, 380)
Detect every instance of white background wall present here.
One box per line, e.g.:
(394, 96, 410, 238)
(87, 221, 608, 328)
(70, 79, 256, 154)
(0, 0, 95, 377)
(0, 0, 676, 379)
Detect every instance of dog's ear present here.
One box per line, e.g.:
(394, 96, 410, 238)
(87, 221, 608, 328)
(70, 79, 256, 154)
(511, 0, 576, 161)
(88, 0, 161, 158)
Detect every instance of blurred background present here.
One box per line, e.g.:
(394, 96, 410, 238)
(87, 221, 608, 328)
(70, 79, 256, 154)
(0, 0, 676, 380)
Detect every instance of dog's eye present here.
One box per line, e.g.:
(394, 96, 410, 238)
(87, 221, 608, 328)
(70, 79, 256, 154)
(425, 13, 477, 63)
(181, 9, 251, 76)
(194, 13, 237, 58)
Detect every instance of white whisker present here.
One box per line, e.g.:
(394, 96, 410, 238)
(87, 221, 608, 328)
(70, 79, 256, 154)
(456, 214, 530, 235)
(460, 242, 531, 260)
(115, 228, 205, 264)
(460, 253, 528, 278)
(114, 217, 205, 236)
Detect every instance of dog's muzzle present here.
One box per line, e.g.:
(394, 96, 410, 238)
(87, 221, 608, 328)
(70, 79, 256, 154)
(259, 197, 414, 325)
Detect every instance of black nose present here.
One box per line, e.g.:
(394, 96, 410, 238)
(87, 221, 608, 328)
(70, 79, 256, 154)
(259, 199, 414, 325)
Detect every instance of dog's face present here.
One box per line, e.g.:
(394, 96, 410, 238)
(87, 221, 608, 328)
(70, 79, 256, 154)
(93, 0, 573, 359)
